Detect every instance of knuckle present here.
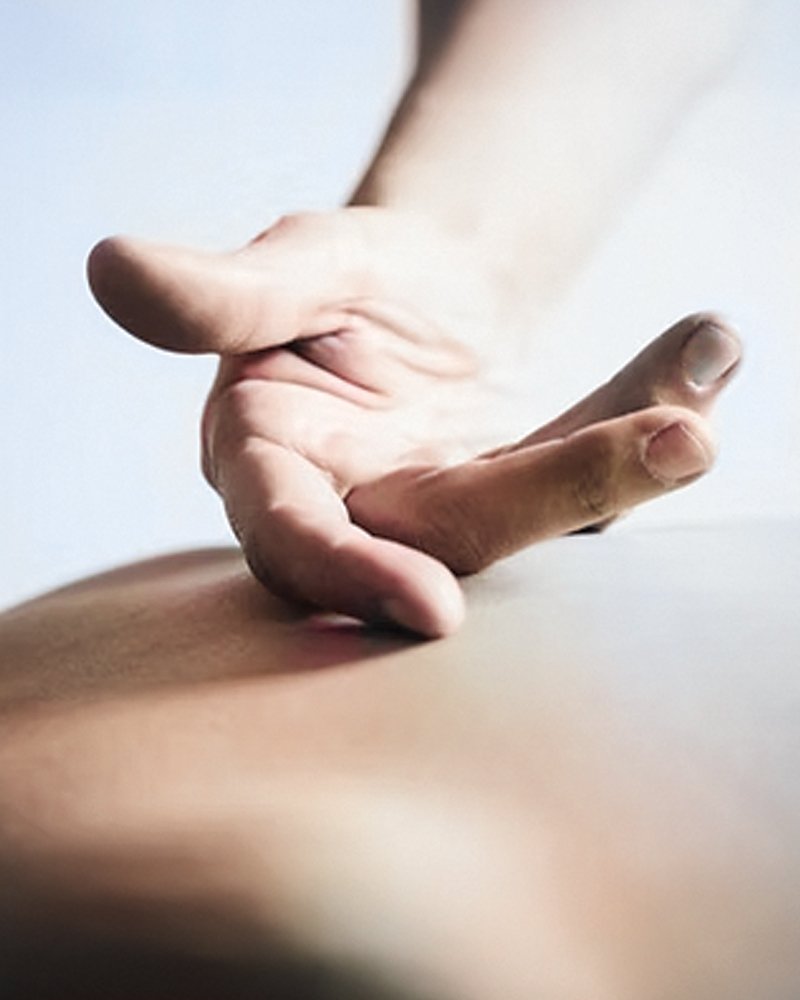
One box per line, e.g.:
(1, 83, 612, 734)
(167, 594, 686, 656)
(204, 383, 253, 464)
(570, 442, 618, 521)
(351, 470, 490, 576)
(441, 516, 489, 575)
(420, 525, 483, 576)
(415, 486, 490, 576)
(216, 379, 264, 424)
(445, 538, 488, 576)
(210, 381, 282, 451)
(203, 380, 298, 494)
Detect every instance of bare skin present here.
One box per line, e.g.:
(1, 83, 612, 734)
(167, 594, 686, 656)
(2, 520, 798, 1000)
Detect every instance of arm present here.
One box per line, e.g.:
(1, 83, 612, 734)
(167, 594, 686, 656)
(354, 0, 749, 318)
(87, 1, 744, 635)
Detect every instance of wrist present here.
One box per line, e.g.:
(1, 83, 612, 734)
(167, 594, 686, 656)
(351, 0, 751, 322)
(351, 161, 550, 336)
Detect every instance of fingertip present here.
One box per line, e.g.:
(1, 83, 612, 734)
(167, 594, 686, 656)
(86, 234, 131, 304)
(329, 530, 465, 638)
(648, 404, 717, 452)
(683, 310, 741, 343)
(642, 419, 714, 485)
(244, 501, 466, 640)
(680, 313, 743, 389)
(382, 569, 465, 639)
(86, 234, 171, 344)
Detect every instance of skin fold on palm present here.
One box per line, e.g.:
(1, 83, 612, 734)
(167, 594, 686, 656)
(88, 208, 741, 638)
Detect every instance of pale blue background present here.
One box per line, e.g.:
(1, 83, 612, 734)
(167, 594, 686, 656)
(1, 1, 798, 608)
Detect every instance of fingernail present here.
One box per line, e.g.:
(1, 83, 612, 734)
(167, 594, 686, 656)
(643, 422, 711, 483)
(682, 322, 740, 387)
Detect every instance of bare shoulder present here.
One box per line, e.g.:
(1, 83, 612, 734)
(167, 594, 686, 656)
(1, 526, 799, 998)
(0, 548, 312, 710)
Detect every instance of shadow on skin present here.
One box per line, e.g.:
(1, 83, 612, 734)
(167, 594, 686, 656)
(1, 916, 441, 1000)
(4, 841, 441, 999)
(0, 549, 417, 713)
(2, 528, 799, 998)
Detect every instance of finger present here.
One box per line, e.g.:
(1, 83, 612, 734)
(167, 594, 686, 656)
(498, 312, 741, 453)
(209, 429, 464, 638)
(86, 215, 366, 355)
(348, 405, 716, 575)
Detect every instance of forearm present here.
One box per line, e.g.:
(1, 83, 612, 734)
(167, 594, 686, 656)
(352, 0, 750, 314)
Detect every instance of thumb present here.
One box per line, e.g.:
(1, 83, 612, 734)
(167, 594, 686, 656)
(88, 237, 263, 354)
(87, 219, 362, 355)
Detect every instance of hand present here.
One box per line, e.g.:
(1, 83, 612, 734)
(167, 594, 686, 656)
(88, 208, 741, 636)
